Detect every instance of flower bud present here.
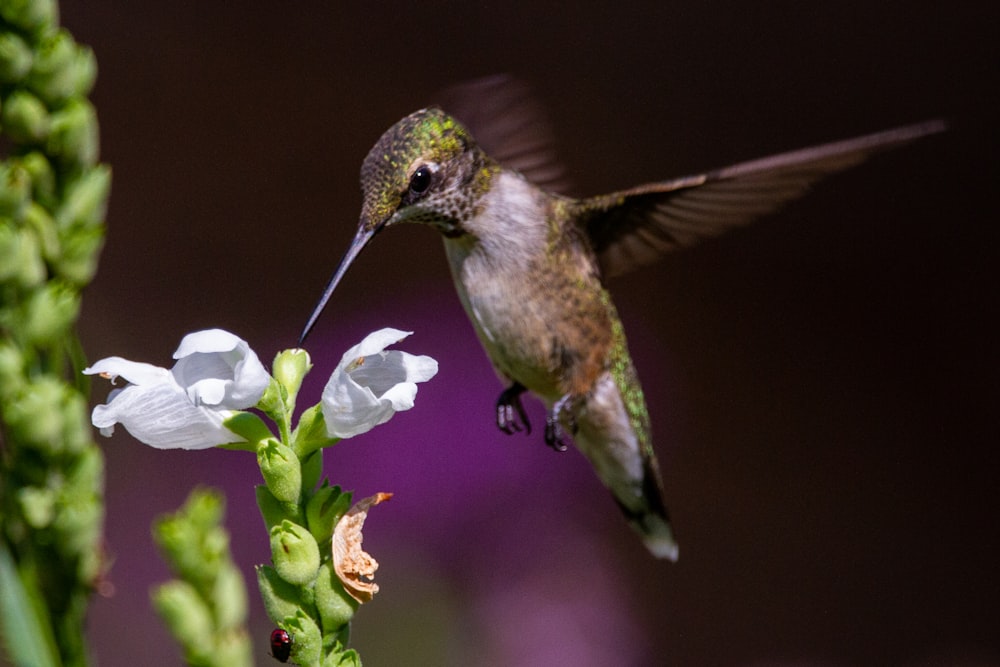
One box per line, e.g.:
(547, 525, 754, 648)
(180, 485, 224, 528)
(0, 222, 22, 282)
(0, 0, 58, 35)
(0, 162, 31, 217)
(0, 342, 24, 399)
(19, 151, 56, 208)
(213, 632, 252, 667)
(56, 388, 90, 456)
(1, 90, 50, 143)
(257, 438, 302, 504)
(68, 44, 97, 98)
(269, 520, 320, 586)
(305, 482, 350, 547)
(22, 280, 80, 345)
(212, 563, 248, 632)
(46, 98, 98, 167)
(53, 493, 102, 565)
(27, 30, 86, 106)
(272, 348, 312, 409)
(76, 537, 103, 584)
(3, 226, 47, 287)
(255, 564, 301, 626)
(5, 377, 66, 454)
(0, 32, 34, 83)
(314, 561, 358, 634)
(54, 165, 110, 229)
(52, 222, 103, 285)
(282, 611, 322, 667)
(335, 649, 363, 667)
(152, 581, 215, 656)
(153, 490, 227, 586)
(23, 201, 59, 262)
(17, 485, 56, 528)
(64, 443, 103, 498)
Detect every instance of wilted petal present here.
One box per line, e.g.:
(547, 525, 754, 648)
(170, 328, 270, 409)
(332, 492, 392, 603)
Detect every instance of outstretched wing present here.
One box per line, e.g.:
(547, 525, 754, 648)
(580, 120, 946, 278)
(435, 74, 573, 195)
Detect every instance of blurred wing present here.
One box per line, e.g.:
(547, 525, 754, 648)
(435, 74, 573, 194)
(582, 120, 946, 278)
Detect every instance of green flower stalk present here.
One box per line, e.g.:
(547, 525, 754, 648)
(152, 488, 252, 667)
(0, 3, 109, 666)
(87, 328, 438, 665)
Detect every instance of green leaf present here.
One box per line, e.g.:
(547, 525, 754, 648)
(221, 411, 274, 450)
(0, 542, 62, 667)
(292, 403, 339, 458)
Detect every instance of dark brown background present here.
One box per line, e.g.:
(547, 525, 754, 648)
(49, 2, 1000, 665)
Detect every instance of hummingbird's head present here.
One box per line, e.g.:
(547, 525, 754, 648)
(300, 107, 492, 342)
(359, 107, 490, 237)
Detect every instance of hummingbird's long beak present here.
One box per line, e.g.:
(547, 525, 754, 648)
(299, 224, 378, 344)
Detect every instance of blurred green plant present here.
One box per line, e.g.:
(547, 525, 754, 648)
(0, 1, 109, 666)
(152, 488, 252, 667)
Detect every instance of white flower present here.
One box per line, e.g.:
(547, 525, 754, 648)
(83, 329, 271, 449)
(321, 328, 438, 438)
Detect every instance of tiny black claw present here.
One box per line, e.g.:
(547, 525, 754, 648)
(496, 383, 531, 435)
(544, 417, 570, 452)
(544, 394, 577, 452)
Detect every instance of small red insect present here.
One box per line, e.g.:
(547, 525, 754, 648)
(270, 628, 292, 663)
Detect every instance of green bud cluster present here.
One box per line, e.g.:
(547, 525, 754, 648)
(0, 3, 109, 666)
(234, 349, 362, 667)
(151, 489, 252, 667)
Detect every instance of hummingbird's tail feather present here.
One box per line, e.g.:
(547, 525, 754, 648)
(613, 457, 679, 561)
(572, 369, 679, 560)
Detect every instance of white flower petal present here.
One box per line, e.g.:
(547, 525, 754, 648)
(227, 346, 270, 407)
(85, 329, 267, 449)
(399, 352, 438, 383)
(320, 328, 437, 439)
(83, 357, 170, 386)
(338, 328, 412, 367)
(379, 382, 418, 412)
(347, 351, 407, 397)
(321, 368, 386, 438)
(172, 328, 244, 358)
(91, 377, 242, 449)
(170, 329, 270, 409)
(185, 377, 228, 406)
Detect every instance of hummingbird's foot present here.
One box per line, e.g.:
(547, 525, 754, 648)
(544, 394, 577, 452)
(496, 382, 531, 435)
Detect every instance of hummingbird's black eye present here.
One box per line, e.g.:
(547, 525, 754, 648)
(408, 165, 433, 197)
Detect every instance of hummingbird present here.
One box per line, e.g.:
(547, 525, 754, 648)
(300, 78, 944, 560)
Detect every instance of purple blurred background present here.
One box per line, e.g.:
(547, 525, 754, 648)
(46, 2, 999, 665)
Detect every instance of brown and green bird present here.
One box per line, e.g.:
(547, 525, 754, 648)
(301, 79, 944, 560)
